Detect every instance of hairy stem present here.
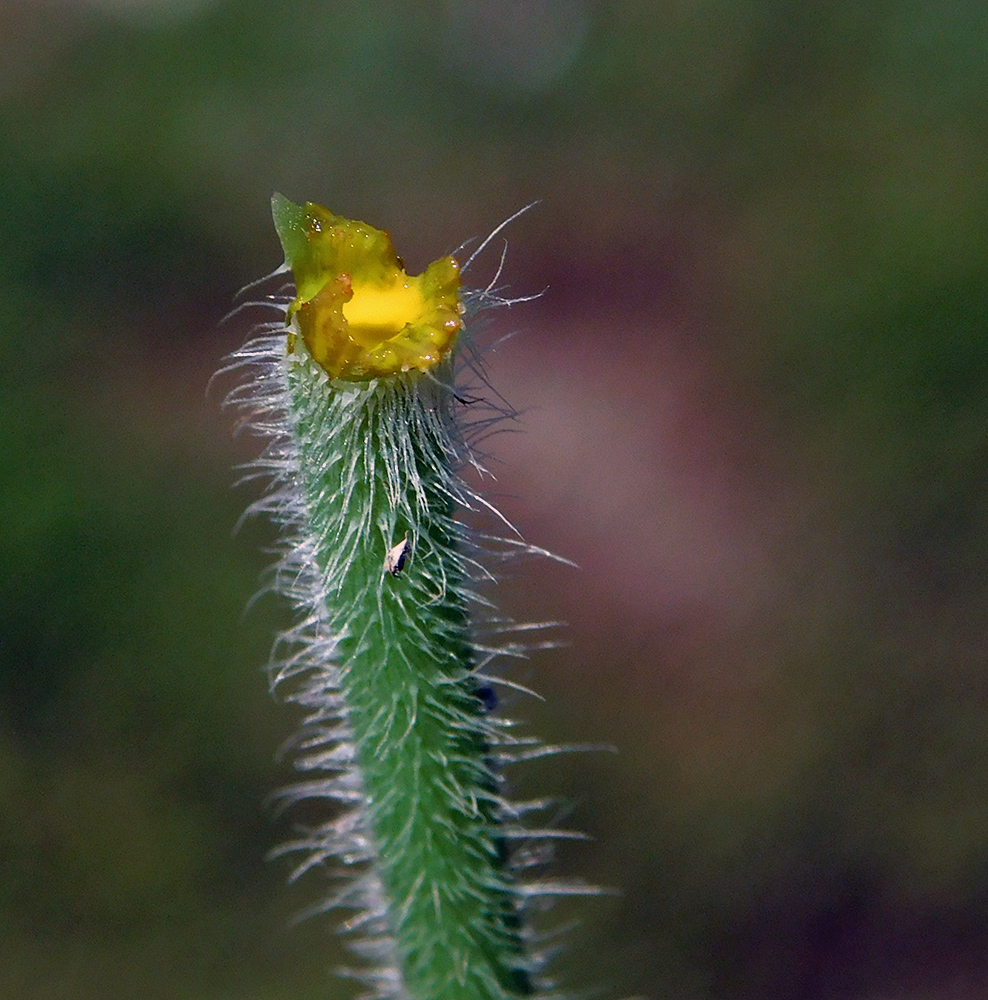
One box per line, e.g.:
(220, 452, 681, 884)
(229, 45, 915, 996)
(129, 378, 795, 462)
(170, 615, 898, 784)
(287, 360, 530, 998)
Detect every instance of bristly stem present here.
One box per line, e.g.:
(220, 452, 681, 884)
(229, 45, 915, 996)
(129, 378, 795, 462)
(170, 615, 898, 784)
(221, 196, 592, 1000)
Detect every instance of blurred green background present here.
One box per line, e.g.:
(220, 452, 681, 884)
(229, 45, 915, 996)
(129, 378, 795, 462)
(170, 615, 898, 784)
(3, 1, 988, 997)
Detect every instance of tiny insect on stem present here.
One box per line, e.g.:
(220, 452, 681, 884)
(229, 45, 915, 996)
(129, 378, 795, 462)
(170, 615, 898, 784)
(384, 533, 411, 577)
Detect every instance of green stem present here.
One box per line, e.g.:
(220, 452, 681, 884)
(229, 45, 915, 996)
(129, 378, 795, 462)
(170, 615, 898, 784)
(286, 360, 530, 998)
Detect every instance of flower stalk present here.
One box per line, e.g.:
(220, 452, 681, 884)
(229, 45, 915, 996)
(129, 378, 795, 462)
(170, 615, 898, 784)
(222, 196, 585, 1000)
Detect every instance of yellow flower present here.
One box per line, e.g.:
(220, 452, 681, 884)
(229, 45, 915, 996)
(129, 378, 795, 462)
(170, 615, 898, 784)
(272, 194, 462, 381)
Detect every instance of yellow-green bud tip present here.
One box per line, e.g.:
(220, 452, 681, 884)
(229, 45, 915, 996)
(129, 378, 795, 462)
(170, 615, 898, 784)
(271, 193, 462, 381)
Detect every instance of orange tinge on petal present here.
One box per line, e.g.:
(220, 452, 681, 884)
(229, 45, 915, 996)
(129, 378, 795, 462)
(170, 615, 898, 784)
(272, 193, 463, 381)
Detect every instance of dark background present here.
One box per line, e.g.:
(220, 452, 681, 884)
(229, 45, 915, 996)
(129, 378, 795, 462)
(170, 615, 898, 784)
(4, 1, 988, 997)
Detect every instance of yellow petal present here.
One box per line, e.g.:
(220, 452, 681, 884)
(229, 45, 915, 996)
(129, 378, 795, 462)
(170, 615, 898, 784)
(272, 193, 462, 381)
